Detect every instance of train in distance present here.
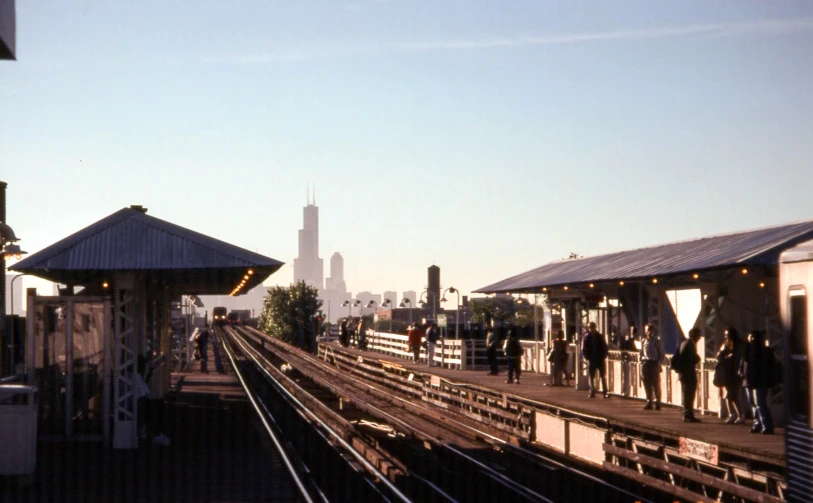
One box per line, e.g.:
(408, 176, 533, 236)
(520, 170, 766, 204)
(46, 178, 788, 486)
(212, 306, 228, 326)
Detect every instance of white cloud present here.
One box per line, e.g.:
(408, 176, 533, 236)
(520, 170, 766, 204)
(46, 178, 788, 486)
(212, 18, 813, 64)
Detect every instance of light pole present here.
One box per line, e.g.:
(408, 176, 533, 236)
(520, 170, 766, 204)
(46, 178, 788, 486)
(399, 299, 412, 326)
(8, 272, 27, 374)
(366, 300, 376, 321)
(342, 299, 361, 318)
(382, 299, 394, 332)
(443, 287, 460, 339)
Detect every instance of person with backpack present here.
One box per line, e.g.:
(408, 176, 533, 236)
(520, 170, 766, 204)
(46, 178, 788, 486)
(425, 322, 439, 367)
(547, 330, 569, 386)
(503, 327, 523, 384)
(676, 327, 703, 422)
(581, 322, 610, 398)
(639, 324, 663, 410)
(739, 330, 776, 434)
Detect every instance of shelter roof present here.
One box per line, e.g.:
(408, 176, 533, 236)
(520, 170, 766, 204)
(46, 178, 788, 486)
(476, 219, 813, 294)
(11, 206, 284, 295)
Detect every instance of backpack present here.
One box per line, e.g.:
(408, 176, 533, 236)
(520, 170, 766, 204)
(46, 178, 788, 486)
(669, 344, 682, 372)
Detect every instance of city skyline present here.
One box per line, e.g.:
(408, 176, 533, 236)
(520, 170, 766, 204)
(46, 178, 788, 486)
(2, 2, 813, 305)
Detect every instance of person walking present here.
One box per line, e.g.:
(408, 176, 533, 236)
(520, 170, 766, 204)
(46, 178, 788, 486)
(639, 324, 663, 410)
(677, 327, 703, 422)
(717, 327, 745, 424)
(740, 330, 776, 434)
(503, 328, 523, 384)
(407, 323, 424, 363)
(198, 326, 210, 373)
(425, 322, 439, 367)
(486, 327, 500, 375)
(581, 322, 610, 398)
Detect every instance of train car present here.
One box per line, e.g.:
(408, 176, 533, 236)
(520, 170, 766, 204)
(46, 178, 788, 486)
(779, 240, 813, 503)
(227, 311, 240, 326)
(212, 306, 228, 327)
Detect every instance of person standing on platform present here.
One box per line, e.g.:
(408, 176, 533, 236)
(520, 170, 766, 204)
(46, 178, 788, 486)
(740, 330, 776, 434)
(547, 330, 569, 386)
(339, 319, 349, 347)
(581, 322, 610, 398)
(717, 327, 745, 424)
(357, 318, 368, 351)
(639, 324, 663, 410)
(503, 327, 523, 384)
(198, 326, 210, 373)
(677, 327, 703, 422)
(425, 322, 439, 367)
(407, 323, 424, 363)
(486, 327, 500, 375)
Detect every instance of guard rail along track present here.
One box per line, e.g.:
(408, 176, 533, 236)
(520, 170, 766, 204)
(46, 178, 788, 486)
(221, 325, 684, 503)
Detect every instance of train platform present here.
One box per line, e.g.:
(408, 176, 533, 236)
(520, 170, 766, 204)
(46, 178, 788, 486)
(0, 340, 285, 503)
(331, 341, 784, 465)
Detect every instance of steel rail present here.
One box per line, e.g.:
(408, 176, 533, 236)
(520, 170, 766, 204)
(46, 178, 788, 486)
(225, 327, 414, 503)
(217, 329, 321, 503)
(237, 328, 553, 502)
(328, 355, 657, 503)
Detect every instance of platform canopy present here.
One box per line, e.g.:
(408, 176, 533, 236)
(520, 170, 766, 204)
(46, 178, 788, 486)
(476, 219, 813, 294)
(11, 205, 284, 295)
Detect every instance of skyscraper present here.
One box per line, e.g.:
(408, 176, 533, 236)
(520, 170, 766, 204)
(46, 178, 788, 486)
(293, 196, 324, 290)
(325, 252, 346, 292)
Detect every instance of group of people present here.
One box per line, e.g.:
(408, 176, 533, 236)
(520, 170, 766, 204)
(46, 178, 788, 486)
(407, 321, 439, 365)
(483, 321, 781, 432)
(712, 327, 780, 433)
(486, 326, 525, 384)
(338, 317, 367, 350)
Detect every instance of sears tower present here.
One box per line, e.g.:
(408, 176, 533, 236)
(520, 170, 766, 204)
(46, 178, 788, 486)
(293, 193, 324, 289)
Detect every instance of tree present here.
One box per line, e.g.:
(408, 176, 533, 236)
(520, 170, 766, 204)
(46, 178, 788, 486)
(258, 281, 323, 351)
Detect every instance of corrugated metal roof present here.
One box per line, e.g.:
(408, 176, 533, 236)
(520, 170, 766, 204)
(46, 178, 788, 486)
(476, 219, 813, 293)
(11, 206, 284, 294)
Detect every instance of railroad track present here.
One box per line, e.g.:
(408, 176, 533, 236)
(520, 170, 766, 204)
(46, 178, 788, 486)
(218, 325, 684, 502)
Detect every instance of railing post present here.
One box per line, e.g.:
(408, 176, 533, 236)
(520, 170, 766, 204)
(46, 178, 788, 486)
(460, 339, 467, 371)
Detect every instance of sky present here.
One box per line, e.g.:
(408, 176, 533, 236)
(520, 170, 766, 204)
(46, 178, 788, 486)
(2, 1, 813, 305)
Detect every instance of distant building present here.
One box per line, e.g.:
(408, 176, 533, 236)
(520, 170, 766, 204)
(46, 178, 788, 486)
(293, 197, 324, 290)
(3, 274, 22, 315)
(324, 252, 346, 292)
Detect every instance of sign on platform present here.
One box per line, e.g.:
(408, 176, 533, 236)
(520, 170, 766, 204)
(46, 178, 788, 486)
(430, 375, 440, 387)
(679, 437, 719, 465)
(437, 314, 447, 328)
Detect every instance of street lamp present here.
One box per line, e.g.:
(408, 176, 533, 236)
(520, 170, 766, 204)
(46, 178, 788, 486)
(382, 299, 394, 332)
(342, 299, 361, 318)
(399, 299, 412, 325)
(443, 287, 460, 339)
(8, 272, 27, 374)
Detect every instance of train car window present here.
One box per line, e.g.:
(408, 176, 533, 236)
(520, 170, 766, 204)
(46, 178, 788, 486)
(788, 289, 809, 425)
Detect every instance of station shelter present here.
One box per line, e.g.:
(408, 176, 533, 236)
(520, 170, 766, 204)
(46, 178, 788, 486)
(11, 205, 283, 448)
(476, 219, 813, 421)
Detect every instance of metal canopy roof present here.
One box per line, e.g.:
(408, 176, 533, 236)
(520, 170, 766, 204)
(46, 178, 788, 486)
(476, 219, 813, 294)
(11, 206, 284, 295)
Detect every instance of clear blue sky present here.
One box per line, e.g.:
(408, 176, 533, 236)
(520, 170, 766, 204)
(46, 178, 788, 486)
(2, 1, 813, 302)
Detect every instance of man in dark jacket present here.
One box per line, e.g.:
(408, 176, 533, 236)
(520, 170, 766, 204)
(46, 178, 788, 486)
(678, 328, 703, 422)
(581, 322, 609, 398)
(486, 327, 500, 375)
(739, 330, 775, 434)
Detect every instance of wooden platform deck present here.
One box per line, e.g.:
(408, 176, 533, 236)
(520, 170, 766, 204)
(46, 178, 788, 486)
(336, 343, 785, 464)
